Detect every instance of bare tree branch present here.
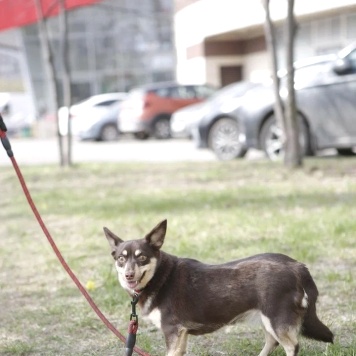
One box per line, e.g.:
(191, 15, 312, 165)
(262, 0, 286, 138)
(34, 0, 65, 166)
(284, 0, 302, 167)
(58, 0, 73, 166)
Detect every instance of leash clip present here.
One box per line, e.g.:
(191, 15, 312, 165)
(126, 293, 140, 356)
(130, 293, 139, 321)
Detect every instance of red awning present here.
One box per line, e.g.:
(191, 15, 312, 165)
(0, 0, 102, 31)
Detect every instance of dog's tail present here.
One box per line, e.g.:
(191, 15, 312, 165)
(300, 267, 334, 343)
(302, 304, 334, 343)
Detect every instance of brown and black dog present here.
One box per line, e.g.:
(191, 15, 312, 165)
(104, 220, 333, 356)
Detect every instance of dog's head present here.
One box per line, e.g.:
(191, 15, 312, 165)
(103, 220, 167, 293)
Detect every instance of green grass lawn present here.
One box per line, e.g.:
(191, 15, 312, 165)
(0, 158, 355, 355)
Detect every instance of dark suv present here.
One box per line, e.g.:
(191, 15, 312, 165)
(118, 82, 216, 139)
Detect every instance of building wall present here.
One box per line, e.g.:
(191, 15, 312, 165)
(1, 0, 176, 117)
(0, 30, 26, 92)
(175, 0, 356, 86)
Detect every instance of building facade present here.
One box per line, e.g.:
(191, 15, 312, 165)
(0, 0, 175, 116)
(174, 0, 356, 87)
(2, 0, 356, 120)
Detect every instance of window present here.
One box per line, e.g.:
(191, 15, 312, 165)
(95, 100, 118, 107)
(69, 37, 90, 71)
(346, 14, 356, 41)
(154, 87, 171, 98)
(194, 85, 216, 99)
(178, 86, 197, 99)
(346, 50, 356, 73)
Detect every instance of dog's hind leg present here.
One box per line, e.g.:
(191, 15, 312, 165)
(273, 327, 300, 356)
(261, 314, 300, 356)
(166, 328, 188, 356)
(258, 327, 279, 356)
(279, 338, 299, 356)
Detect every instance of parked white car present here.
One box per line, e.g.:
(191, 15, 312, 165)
(59, 92, 127, 140)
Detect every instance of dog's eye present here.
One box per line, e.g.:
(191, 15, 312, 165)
(118, 256, 126, 263)
(138, 255, 147, 262)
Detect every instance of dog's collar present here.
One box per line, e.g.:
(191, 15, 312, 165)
(134, 289, 142, 296)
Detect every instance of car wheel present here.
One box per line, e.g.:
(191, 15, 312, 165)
(208, 118, 248, 160)
(154, 117, 171, 139)
(99, 124, 119, 141)
(260, 115, 310, 161)
(336, 148, 355, 156)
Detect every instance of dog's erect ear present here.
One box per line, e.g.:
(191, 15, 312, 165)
(103, 227, 123, 258)
(145, 219, 167, 250)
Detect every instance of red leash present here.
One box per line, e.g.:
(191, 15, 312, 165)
(0, 115, 150, 356)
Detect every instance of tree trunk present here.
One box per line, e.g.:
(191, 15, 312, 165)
(58, 0, 73, 166)
(34, 0, 65, 166)
(284, 0, 302, 167)
(262, 0, 286, 143)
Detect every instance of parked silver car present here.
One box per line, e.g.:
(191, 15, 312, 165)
(234, 43, 356, 160)
(178, 81, 259, 160)
(170, 102, 207, 139)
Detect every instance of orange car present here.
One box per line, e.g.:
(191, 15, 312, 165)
(118, 82, 216, 139)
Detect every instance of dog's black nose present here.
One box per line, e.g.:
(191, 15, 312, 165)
(125, 271, 135, 280)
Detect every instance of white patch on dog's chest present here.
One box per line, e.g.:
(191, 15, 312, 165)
(146, 307, 162, 329)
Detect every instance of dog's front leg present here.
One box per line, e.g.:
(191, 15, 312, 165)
(165, 327, 188, 356)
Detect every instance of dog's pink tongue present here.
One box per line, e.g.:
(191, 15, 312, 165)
(127, 281, 138, 289)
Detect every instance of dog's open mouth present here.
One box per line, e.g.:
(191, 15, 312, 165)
(125, 272, 146, 290)
(126, 280, 139, 289)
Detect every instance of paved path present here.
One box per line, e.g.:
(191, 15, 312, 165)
(1, 136, 339, 167)
(0, 137, 223, 166)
